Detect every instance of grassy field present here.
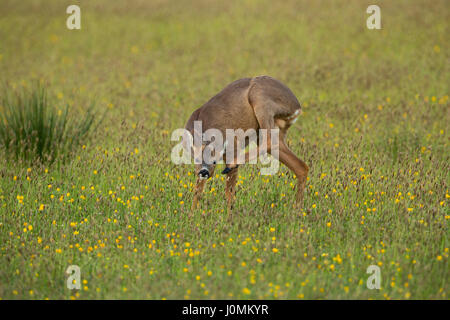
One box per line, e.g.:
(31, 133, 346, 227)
(0, 0, 448, 299)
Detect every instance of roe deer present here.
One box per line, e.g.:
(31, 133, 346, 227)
(184, 75, 309, 212)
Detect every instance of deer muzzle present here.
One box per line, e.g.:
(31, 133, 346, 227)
(198, 168, 210, 179)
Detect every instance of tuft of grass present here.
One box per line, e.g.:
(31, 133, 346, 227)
(0, 85, 97, 164)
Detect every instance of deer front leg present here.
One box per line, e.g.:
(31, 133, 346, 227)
(225, 168, 239, 214)
(191, 165, 215, 212)
(192, 177, 207, 211)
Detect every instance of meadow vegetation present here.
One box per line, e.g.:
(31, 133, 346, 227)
(0, 0, 448, 299)
(0, 85, 97, 164)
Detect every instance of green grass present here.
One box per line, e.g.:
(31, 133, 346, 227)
(0, 0, 448, 300)
(0, 85, 97, 164)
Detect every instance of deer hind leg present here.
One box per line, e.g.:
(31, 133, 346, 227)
(222, 101, 280, 174)
(278, 140, 309, 208)
(225, 167, 239, 213)
(192, 166, 215, 211)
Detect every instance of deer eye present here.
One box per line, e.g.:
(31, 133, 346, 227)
(213, 161, 216, 165)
